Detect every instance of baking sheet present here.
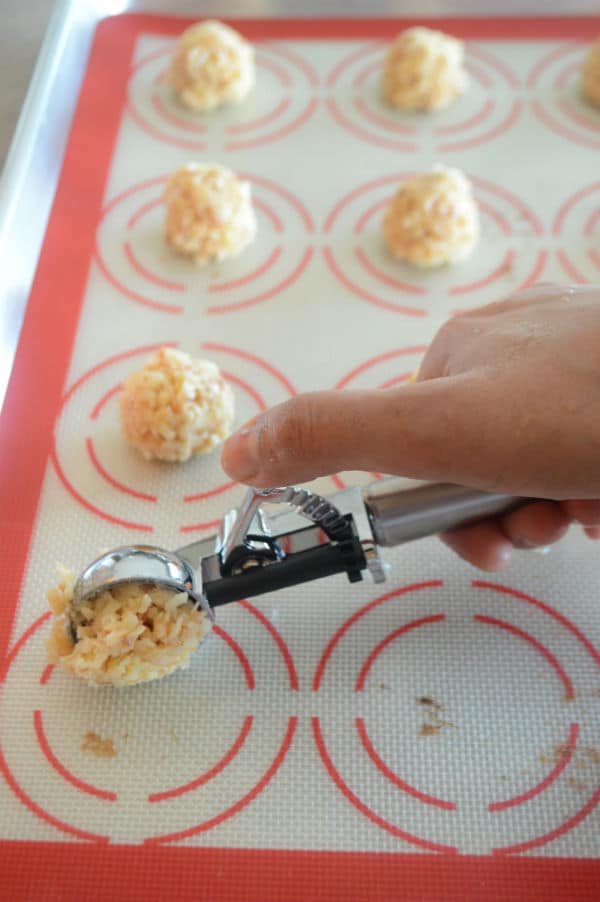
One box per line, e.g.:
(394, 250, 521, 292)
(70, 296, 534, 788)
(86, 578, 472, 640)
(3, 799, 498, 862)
(1, 14, 600, 902)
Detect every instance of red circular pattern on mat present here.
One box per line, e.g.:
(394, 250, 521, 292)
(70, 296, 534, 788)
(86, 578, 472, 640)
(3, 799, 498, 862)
(527, 43, 580, 89)
(147, 715, 254, 802)
(0, 742, 109, 844)
(86, 436, 158, 503)
(468, 45, 519, 88)
(352, 245, 426, 296)
(436, 98, 522, 154)
(123, 240, 185, 292)
(2, 573, 600, 849)
(316, 595, 460, 842)
(96, 173, 313, 317)
(206, 247, 314, 316)
(434, 96, 495, 136)
(224, 97, 318, 152)
(312, 717, 458, 853)
(353, 95, 417, 135)
(150, 92, 207, 133)
(554, 249, 588, 285)
(553, 182, 600, 236)
(308, 579, 600, 851)
(493, 784, 600, 855)
(33, 710, 117, 802)
(207, 245, 283, 293)
(325, 96, 418, 153)
(551, 182, 600, 286)
(313, 581, 443, 691)
(473, 614, 575, 700)
(325, 41, 521, 154)
(52, 343, 295, 534)
(531, 99, 600, 151)
(354, 717, 457, 811)
(225, 96, 291, 134)
(557, 97, 600, 134)
(354, 614, 447, 691)
(472, 581, 600, 852)
(127, 43, 316, 152)
(323, 245, 427, 317)
(145, 718, 298, 844)
(53, 343, 175, 532)
(212, 624, 256, 690)
(527, 45, 600, 151)
(0, 616, 109, 843)
(472, 580, 600, 672)
(0, 587, 301, 842)
(488, 723, 579, 813)
(238, 599, 299, 690)
(323, 172, 545, 317)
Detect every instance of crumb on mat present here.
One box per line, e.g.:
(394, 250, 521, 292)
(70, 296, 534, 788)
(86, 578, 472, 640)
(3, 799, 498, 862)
(81, 731, 116, 758)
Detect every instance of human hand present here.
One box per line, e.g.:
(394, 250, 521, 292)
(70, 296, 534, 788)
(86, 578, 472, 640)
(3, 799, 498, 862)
(221, 284, 600, 570)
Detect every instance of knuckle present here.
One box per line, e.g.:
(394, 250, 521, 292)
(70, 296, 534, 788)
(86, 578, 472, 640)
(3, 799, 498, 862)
(435, 316, 466, 348)
(281, 395, 320, 462)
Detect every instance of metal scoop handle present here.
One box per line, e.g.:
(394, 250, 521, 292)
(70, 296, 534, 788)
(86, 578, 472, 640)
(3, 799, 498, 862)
(192, 479, 527, 608)
(72, 479, 528, 613)
(364, 479, 524, 547)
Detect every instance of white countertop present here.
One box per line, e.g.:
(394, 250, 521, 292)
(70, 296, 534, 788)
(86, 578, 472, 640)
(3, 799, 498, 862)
(1, 0, 55, 169)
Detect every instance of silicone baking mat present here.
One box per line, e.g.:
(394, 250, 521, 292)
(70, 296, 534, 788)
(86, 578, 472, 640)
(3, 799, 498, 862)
(1, 15, 600, 901)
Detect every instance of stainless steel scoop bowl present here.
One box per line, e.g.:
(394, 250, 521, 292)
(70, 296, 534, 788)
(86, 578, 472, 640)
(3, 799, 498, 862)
(72, 544, 214, 619)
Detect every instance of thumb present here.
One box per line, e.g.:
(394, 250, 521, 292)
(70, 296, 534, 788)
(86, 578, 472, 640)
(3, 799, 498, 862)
(221, 378, 483, 488)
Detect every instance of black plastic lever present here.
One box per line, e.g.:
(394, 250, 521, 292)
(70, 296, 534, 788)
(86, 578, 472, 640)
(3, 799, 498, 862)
(202, 518, 366, 608)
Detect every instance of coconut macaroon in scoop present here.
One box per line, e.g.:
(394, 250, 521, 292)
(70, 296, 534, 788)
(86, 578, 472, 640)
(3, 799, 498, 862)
(46, 565, 209, 687)
(169, 19, 255, 112)
(382, 165, 479, 268)
(164, 163, 256, 266)
(120, 347, 235, 463)
(382, 27, 468, 112)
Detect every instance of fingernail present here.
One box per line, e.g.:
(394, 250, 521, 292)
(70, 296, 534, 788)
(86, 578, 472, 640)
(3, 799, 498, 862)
(513, 537, 552, 554)
(512, 536, 536, 549)
(221, 427, 259, 482)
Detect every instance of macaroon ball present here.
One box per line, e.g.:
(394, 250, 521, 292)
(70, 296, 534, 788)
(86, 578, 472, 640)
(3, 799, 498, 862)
(382, 166, 479, 267)
(46, 565, 209, 687)
(582, 37, 600, 107)
(169, 19, 255, 112)
(164, 163, 256, 266)
(120, 347, 235, 463)
(382, 27, 468, 112)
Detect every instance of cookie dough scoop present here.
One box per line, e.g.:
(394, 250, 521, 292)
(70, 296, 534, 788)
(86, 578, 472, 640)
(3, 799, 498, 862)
(71, 481, 526, 624)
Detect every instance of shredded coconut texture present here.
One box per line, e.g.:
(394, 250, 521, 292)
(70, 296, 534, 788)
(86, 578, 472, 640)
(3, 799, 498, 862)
(169, 19, 255, 112)
(46, 564, 209, 687)
(120, 347, 235, 462)
(164, 162, 256, 265)
(582, 38, 600, 107)
(382, 165, 479, 268)
(382, 27, 467, 112)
